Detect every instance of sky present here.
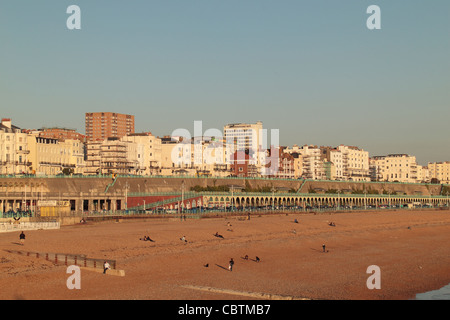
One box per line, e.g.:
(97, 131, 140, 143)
(0, 0, 449, 165)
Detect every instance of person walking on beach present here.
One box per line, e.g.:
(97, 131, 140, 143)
(229, 258, 234, 271)
(19, 231, 25, 245)
(103, 261, 110, 274)
(322, 244, 326, 252)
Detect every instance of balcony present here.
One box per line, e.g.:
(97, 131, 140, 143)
(1, 161, 32, 166)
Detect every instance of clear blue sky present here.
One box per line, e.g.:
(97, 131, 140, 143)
(1, 0, 449, 165)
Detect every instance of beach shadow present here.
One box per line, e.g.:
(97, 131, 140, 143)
(215, 264, 229, 271)
(309, 248, 323, 253)
(11, 242, 23, 246)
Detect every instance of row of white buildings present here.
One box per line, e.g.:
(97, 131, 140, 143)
(1, 118, 449, 184)
(0, 119, 84, 176)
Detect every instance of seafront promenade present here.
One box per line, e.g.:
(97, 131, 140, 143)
(0, 176, 449, 223)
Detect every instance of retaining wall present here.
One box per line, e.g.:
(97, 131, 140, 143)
(0, 221, 60, 233)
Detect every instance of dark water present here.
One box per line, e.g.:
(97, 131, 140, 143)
(415, 283, 450, 300)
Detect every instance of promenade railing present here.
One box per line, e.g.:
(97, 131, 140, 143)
(0, 173, 444, 187)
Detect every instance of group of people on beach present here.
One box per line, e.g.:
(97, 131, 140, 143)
(228, 254, 261, 271)
(202, 255, 261, 272)
(132, 214, 332, 275)
(243, 255, 260, 262)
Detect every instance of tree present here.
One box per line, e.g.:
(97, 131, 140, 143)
(62, 168, 74, 175)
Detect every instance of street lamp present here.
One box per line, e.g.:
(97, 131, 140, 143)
(337, 190, 341, 211)
(231, 185, 234, 212)
(124, 181, 129, 211)
(181, 180, 185, 214)
(272, 187, 275, 211)
(364, 190, 367, 210)
(388, 191, 391, 208)
(446, 192, 449, 210)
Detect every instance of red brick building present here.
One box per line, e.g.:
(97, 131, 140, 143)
(85, 112, 135, 142)
(38, 127, 87, 142)
(230, 151, 253, 177)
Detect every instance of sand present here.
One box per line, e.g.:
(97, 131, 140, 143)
(1, 209, 450, 300)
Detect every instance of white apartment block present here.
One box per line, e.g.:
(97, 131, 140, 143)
(194, 137, 229, 176)
(329, 149, 344, 180)
(85, 138, 136, 175)
(337, 145, 370, 181)
(0, 119, 30, 175)
(298, 145, 325, 180)
(85, 133, 165, 176)
(122, 133, 162, 175)
(223, 121, 266, 171)
(160, 136, 229, 177)
(416, 165, 429, 183)
(428, 162, 450, 184)
(370, 154, 420, 183)
(27, 134, 85, 175)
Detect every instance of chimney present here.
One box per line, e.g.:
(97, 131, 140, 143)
(1, 118, 12, 129)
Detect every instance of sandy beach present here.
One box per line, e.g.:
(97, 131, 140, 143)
(1, 209, 450, 300)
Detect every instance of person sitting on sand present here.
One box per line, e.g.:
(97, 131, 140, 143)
(214, 232, 224, 239)
(255, 256, 260, 262)
(180, 236, 187, 243)
(141, 235, 154, 242)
